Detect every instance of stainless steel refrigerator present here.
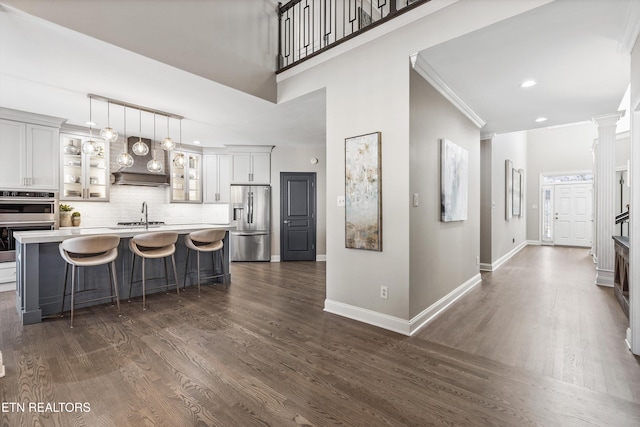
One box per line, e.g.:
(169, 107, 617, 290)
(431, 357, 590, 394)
(230, 184, 271, 261)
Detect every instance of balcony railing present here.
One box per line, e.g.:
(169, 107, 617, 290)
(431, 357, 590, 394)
(277, 0, 431, 72)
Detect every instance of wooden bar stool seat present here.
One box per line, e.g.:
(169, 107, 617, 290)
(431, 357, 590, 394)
(184, 229, 227, 295)
(128, 231, 180, 310)
(59, 234, 121, 328)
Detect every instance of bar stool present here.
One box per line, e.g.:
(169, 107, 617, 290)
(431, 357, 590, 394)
(128, 231, 180, 310)
(183, 229, 227, 295)
(59, 234, 121, 328)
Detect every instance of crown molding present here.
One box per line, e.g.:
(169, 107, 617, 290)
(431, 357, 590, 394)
(619, 0, 640, 54)
(411, 54, 486, 129)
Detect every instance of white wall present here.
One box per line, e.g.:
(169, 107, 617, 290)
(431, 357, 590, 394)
(526, 123, 630, 242)
(409, 69, 480, 317)
(525, 123, 597, 241)
(3, 0, 279, 102)
(270, 144, 327, 258)
(278, 0, 544, 325)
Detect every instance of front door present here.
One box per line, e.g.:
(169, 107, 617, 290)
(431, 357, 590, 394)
(280, 172, 316, 261)
(554, 183, 592, 247)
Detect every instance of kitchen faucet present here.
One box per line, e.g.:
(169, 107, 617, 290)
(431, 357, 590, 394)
(141, 201, 148, 230)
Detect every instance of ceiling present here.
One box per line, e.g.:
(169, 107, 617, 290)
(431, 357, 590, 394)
(417, 0, 634, 135)
(0, 0, 636, 148)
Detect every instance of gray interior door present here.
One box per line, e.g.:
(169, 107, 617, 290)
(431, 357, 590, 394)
(280, 172, 316, 261)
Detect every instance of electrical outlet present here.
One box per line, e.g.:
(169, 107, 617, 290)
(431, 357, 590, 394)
(476, 256, 480, 265)
(380, 286, 388, 299)
(337, 196, 345, 207)
(413, 193, 419, 207)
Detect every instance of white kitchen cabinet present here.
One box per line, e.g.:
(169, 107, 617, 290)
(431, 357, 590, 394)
(204, 154, 231, 203)
(231, 151, 271, 184)
(60, 133, 110, 201)
(170, 151, 202, 203)
(0, 119, 59, 191)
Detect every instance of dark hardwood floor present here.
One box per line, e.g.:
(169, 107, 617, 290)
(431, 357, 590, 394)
(1, 247, 639, 426)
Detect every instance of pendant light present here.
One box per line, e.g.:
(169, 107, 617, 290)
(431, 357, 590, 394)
(100, 100, 118, 143)
(161, 115, 175, 151)
(131, 108, 149, 156)
(147, 113, 163, 172)
(173, 119, 185, 167)
(116, 106, 134, 168)
(82, 97, 99, 155)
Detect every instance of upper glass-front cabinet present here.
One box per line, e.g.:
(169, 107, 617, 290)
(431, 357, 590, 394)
(170, 151, 202, 203)
(60, 133, 109, 201)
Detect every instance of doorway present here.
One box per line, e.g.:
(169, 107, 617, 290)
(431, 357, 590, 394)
(539, 173, 593, 246)
(553, 183, 593, 247)
(280, 172, 317, 261)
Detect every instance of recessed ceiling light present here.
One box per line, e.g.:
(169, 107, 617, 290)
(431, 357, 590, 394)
(520, 80, 537, 88)
(535, 117, 547, 122)
(193, 140, 201, 145)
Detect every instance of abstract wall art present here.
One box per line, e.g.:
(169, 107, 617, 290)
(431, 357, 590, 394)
(345, 132, 382, 251)
(441, 138, 468, 222)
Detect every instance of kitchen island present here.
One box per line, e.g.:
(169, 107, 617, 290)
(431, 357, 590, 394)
(14, 224, 233, 325)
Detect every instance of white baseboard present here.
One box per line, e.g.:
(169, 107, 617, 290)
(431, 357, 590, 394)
(324, 273, 482, 336)
(408, 273, 482, 335)
(270, 255, 326, 262)
(527, 240, 541, 246)
(480, 240, 528, 272)
(324, 299, 411, 335)
(0, 282, 14, 293)
(595, 269, 614, 287)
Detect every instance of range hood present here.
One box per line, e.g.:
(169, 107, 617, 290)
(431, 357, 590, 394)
(112, 137, 169, 186)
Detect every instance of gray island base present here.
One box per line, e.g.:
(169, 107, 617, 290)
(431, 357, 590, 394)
(14, 224, 232, 325)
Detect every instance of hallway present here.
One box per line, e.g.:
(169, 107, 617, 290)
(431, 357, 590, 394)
(418, 245, 640, 403)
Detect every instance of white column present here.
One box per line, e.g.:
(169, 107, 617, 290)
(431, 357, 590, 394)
(629, 106, 640, 354)
(592, 112, 623, 286)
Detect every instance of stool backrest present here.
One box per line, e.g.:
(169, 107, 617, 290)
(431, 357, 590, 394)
(132, 231, 179, 249)
(61, 234, 120, 255)
(189, 229, 226, 244)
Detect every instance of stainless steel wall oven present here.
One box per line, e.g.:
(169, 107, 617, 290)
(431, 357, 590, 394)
(0, 191, 58, 262)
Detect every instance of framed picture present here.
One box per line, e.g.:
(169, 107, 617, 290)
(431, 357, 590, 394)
(505, 159, 513, 220)
(518, 169, 524, 218)
(512, 168, 522, 217)
(345, 132, 382, 251)
(441, 139, 468, 222)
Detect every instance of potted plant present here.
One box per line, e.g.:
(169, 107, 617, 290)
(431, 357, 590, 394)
(71, 211, 81, 227)
(59, 204, 73, 227)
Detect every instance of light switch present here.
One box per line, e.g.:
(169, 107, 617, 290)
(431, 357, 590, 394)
(413, 193, 419, 207)
(337, 196, 345, 207)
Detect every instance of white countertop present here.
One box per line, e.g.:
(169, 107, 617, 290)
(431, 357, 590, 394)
(13, 224, 233, 244)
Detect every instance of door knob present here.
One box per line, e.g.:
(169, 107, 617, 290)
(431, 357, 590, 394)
(283, 220, 290, 224)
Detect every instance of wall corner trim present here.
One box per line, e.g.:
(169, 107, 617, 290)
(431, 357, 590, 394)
(412, 55, 486, 128)
(324, 300, 411, 335)
(408, 273, 482, 335)
(324, 272, 482, 336)
(481, 240, 529, 272)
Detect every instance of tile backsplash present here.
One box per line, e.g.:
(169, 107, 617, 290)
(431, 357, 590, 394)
(67, 185, 229, 227)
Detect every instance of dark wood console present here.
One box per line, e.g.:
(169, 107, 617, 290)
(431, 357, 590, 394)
(612, 236, 629, 318)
